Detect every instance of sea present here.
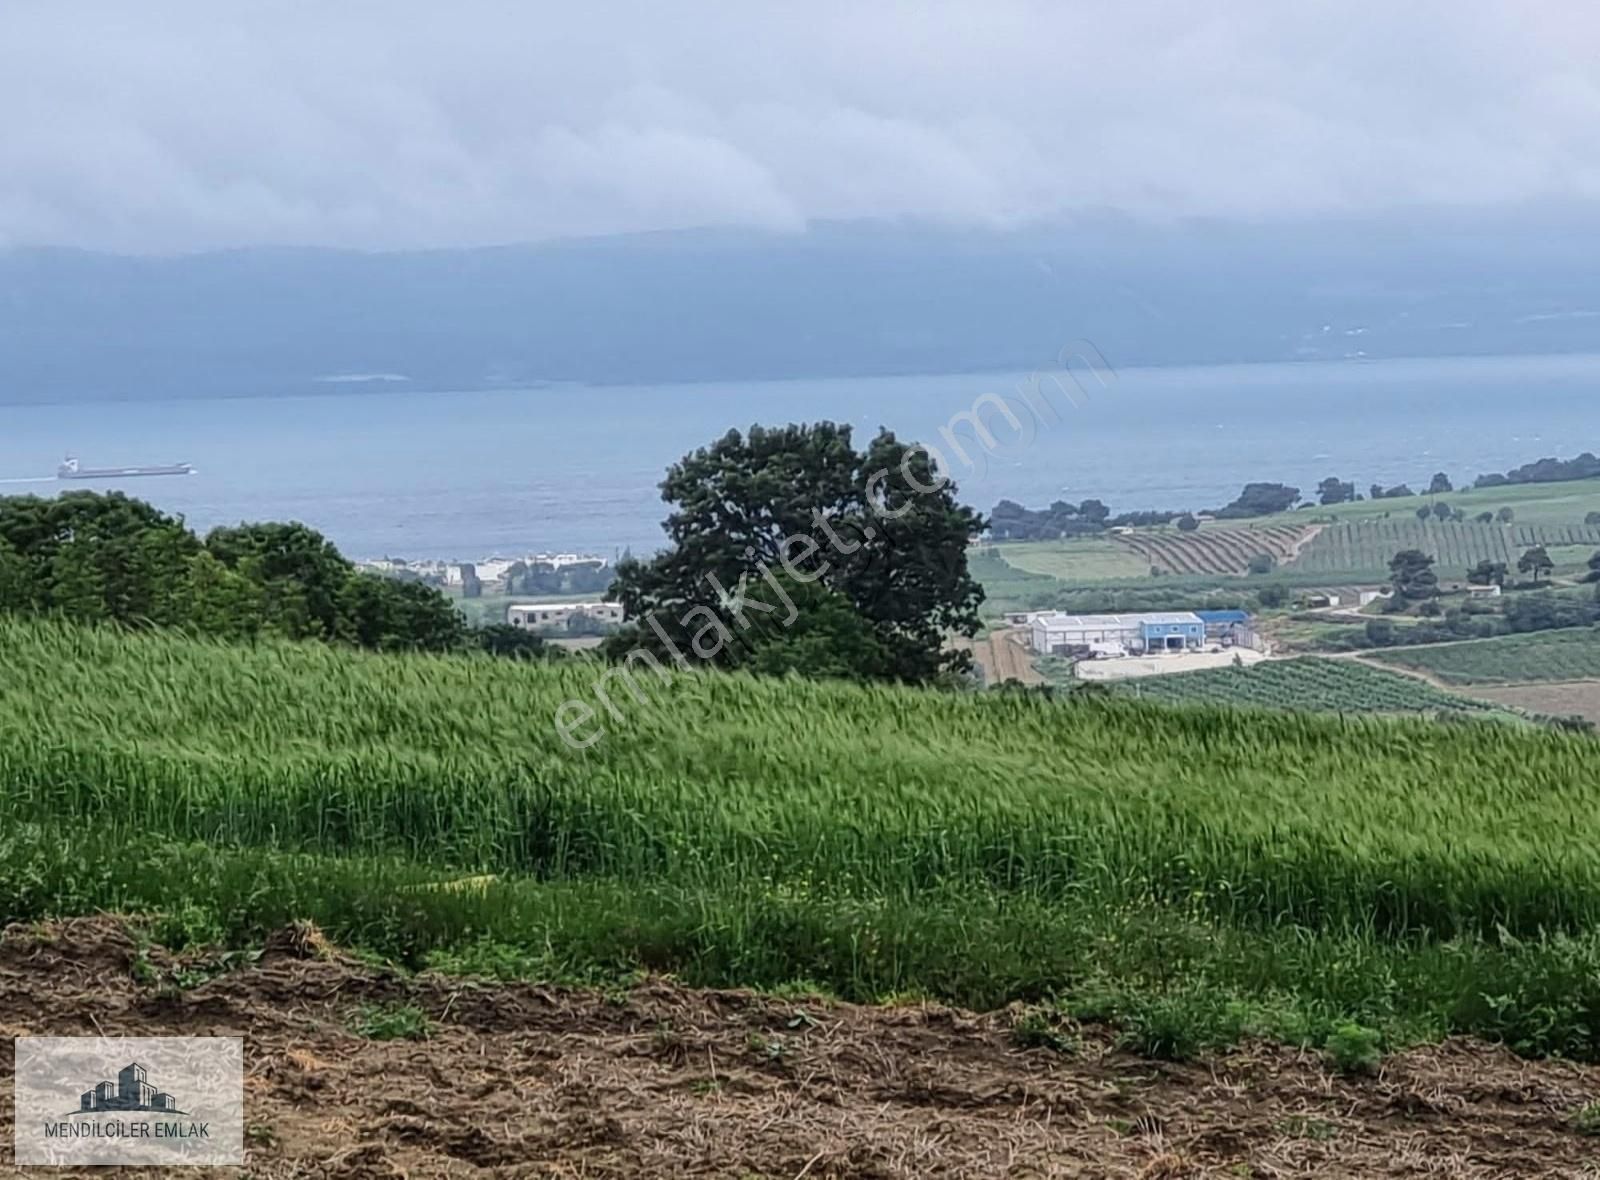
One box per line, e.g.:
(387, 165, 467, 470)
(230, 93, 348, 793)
(2, 352, 1599, 560)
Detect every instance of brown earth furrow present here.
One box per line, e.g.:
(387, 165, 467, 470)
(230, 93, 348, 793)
(1, 919, 1597, 1178)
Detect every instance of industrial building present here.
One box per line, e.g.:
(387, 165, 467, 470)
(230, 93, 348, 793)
(507, 601, 625, 630)
(1028, 611, 1207, 656)
(1194, 609, 1254, 642)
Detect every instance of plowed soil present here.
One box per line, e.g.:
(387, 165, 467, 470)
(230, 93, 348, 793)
(2, 918, 1598, 1178)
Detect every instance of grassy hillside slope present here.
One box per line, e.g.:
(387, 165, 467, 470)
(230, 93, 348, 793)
(5, 618, 1600, 1057)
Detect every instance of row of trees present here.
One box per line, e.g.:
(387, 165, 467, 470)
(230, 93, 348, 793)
(1383, 542, 1600, 617)
(0, 492, 554, 659)
(1475, 452, 1600, 488)
(988, 497, 1182, 540)
(1403, 502, 1519, 524)
(1003, 452, 1600, 528)
(1390, 544, 1566, 603)
(498, 559, 613, 599)
(1355, 546, 1600, 647)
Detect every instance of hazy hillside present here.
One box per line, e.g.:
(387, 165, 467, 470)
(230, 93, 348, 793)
(6, 210, 1600, 403)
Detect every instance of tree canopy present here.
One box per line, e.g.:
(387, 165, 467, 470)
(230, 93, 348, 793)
(1466, 559, 1508, 587)
(1317, 477, 1356, 506)
(1388, 548, 1439, 601)
(0, 491, 509, 657)
(1517, 545, 1554, 585)
(605, 422, 985, 684)
(1214, 482, 1300, 518)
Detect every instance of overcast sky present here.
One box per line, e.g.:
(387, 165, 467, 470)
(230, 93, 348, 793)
(5, 1, 1600, 253)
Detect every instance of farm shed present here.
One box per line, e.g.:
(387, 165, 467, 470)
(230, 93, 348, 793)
(1194, 609, 1251, 635)
(1030, 611, 1205, 655)
(507, 601, 625, 629)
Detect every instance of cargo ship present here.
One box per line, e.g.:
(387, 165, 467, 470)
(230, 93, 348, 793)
(57, 456, 195, 480)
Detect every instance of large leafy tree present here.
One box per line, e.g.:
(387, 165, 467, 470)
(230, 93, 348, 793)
(0, 492, 201, 625)
(1517, 545, 1554, 586)
(606, 422, 985, 683)
(1388, 548, 1438, 601)
(205, 521, 351, 641)
(1466, 559, 1508, 587)
(336, 573, 467, 651)
(1317, 477, 1355, 506)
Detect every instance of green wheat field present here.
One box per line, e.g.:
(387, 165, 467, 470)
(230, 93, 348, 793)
(4, 616, 1600, 1058)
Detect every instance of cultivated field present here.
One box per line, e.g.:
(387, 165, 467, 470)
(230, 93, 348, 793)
(1307, 478, 1600, 527)
(1368, 628, 1600, 685)
(965, 546, 1062, 612)
(7, 918, 1600, 1178)
(1113, 523, 1310, 575)
(989, 537, 1150, 581)
(1466, 680, 1600, 725)
(1291, 519, 1600, 579)
(8, 618, 1600, 1061)
(978, 478, 1600, 606)
(1106, 656, 1511, 717)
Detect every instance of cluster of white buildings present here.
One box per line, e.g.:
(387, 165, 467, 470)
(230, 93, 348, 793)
(356, 552, 607, 588)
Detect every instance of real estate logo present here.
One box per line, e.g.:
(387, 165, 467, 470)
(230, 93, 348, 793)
(13, 1037, 243, 1166)
(72, 1060, 189, 1116)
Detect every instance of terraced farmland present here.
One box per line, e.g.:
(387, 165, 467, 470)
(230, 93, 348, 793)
(1368, 628, 1600, 685)
(1108, 656, 1508, 716)
(1291, 520, 1600, 579)
(1113, 524, 1310, 575)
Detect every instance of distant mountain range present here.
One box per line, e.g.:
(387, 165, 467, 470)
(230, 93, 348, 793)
(5, 210, 1600, 404)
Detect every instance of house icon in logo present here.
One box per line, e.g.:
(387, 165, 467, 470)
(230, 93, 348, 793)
(73, 1063, 185, 1116)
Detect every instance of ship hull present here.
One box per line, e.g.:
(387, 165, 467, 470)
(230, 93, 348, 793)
(59, 465, 193, 480)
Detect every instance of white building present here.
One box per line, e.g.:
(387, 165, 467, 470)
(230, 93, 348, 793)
(507, 601, 625, 630)
(1029, 611, 1205, 656)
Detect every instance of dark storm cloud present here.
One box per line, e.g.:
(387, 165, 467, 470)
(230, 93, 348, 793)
(4, 1, 1600, 251)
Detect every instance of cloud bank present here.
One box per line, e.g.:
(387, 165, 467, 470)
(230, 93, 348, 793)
(5, 1, 1600, 251)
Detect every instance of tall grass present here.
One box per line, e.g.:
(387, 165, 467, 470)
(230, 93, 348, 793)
(5, 617, 1600, 1054)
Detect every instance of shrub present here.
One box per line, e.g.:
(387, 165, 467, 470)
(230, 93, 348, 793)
(1118, 993, 1248, 1062)
(1322, 1022, 1383, 1075)
(1010, 1006, 1078, 1054)
(150, 905, 225, 950)
(1257, 584, 1289, 608)
(1570, 1102, 1600, 1136)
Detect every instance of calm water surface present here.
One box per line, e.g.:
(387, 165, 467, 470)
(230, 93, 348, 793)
(2, 352, 1597, 558)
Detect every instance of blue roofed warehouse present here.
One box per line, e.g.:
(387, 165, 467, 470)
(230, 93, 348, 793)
(1137, 613, 1206, 651)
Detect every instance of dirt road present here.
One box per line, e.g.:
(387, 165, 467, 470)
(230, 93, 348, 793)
(958, 627, 1044, 687)
(2, 919, 1599, 1177)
